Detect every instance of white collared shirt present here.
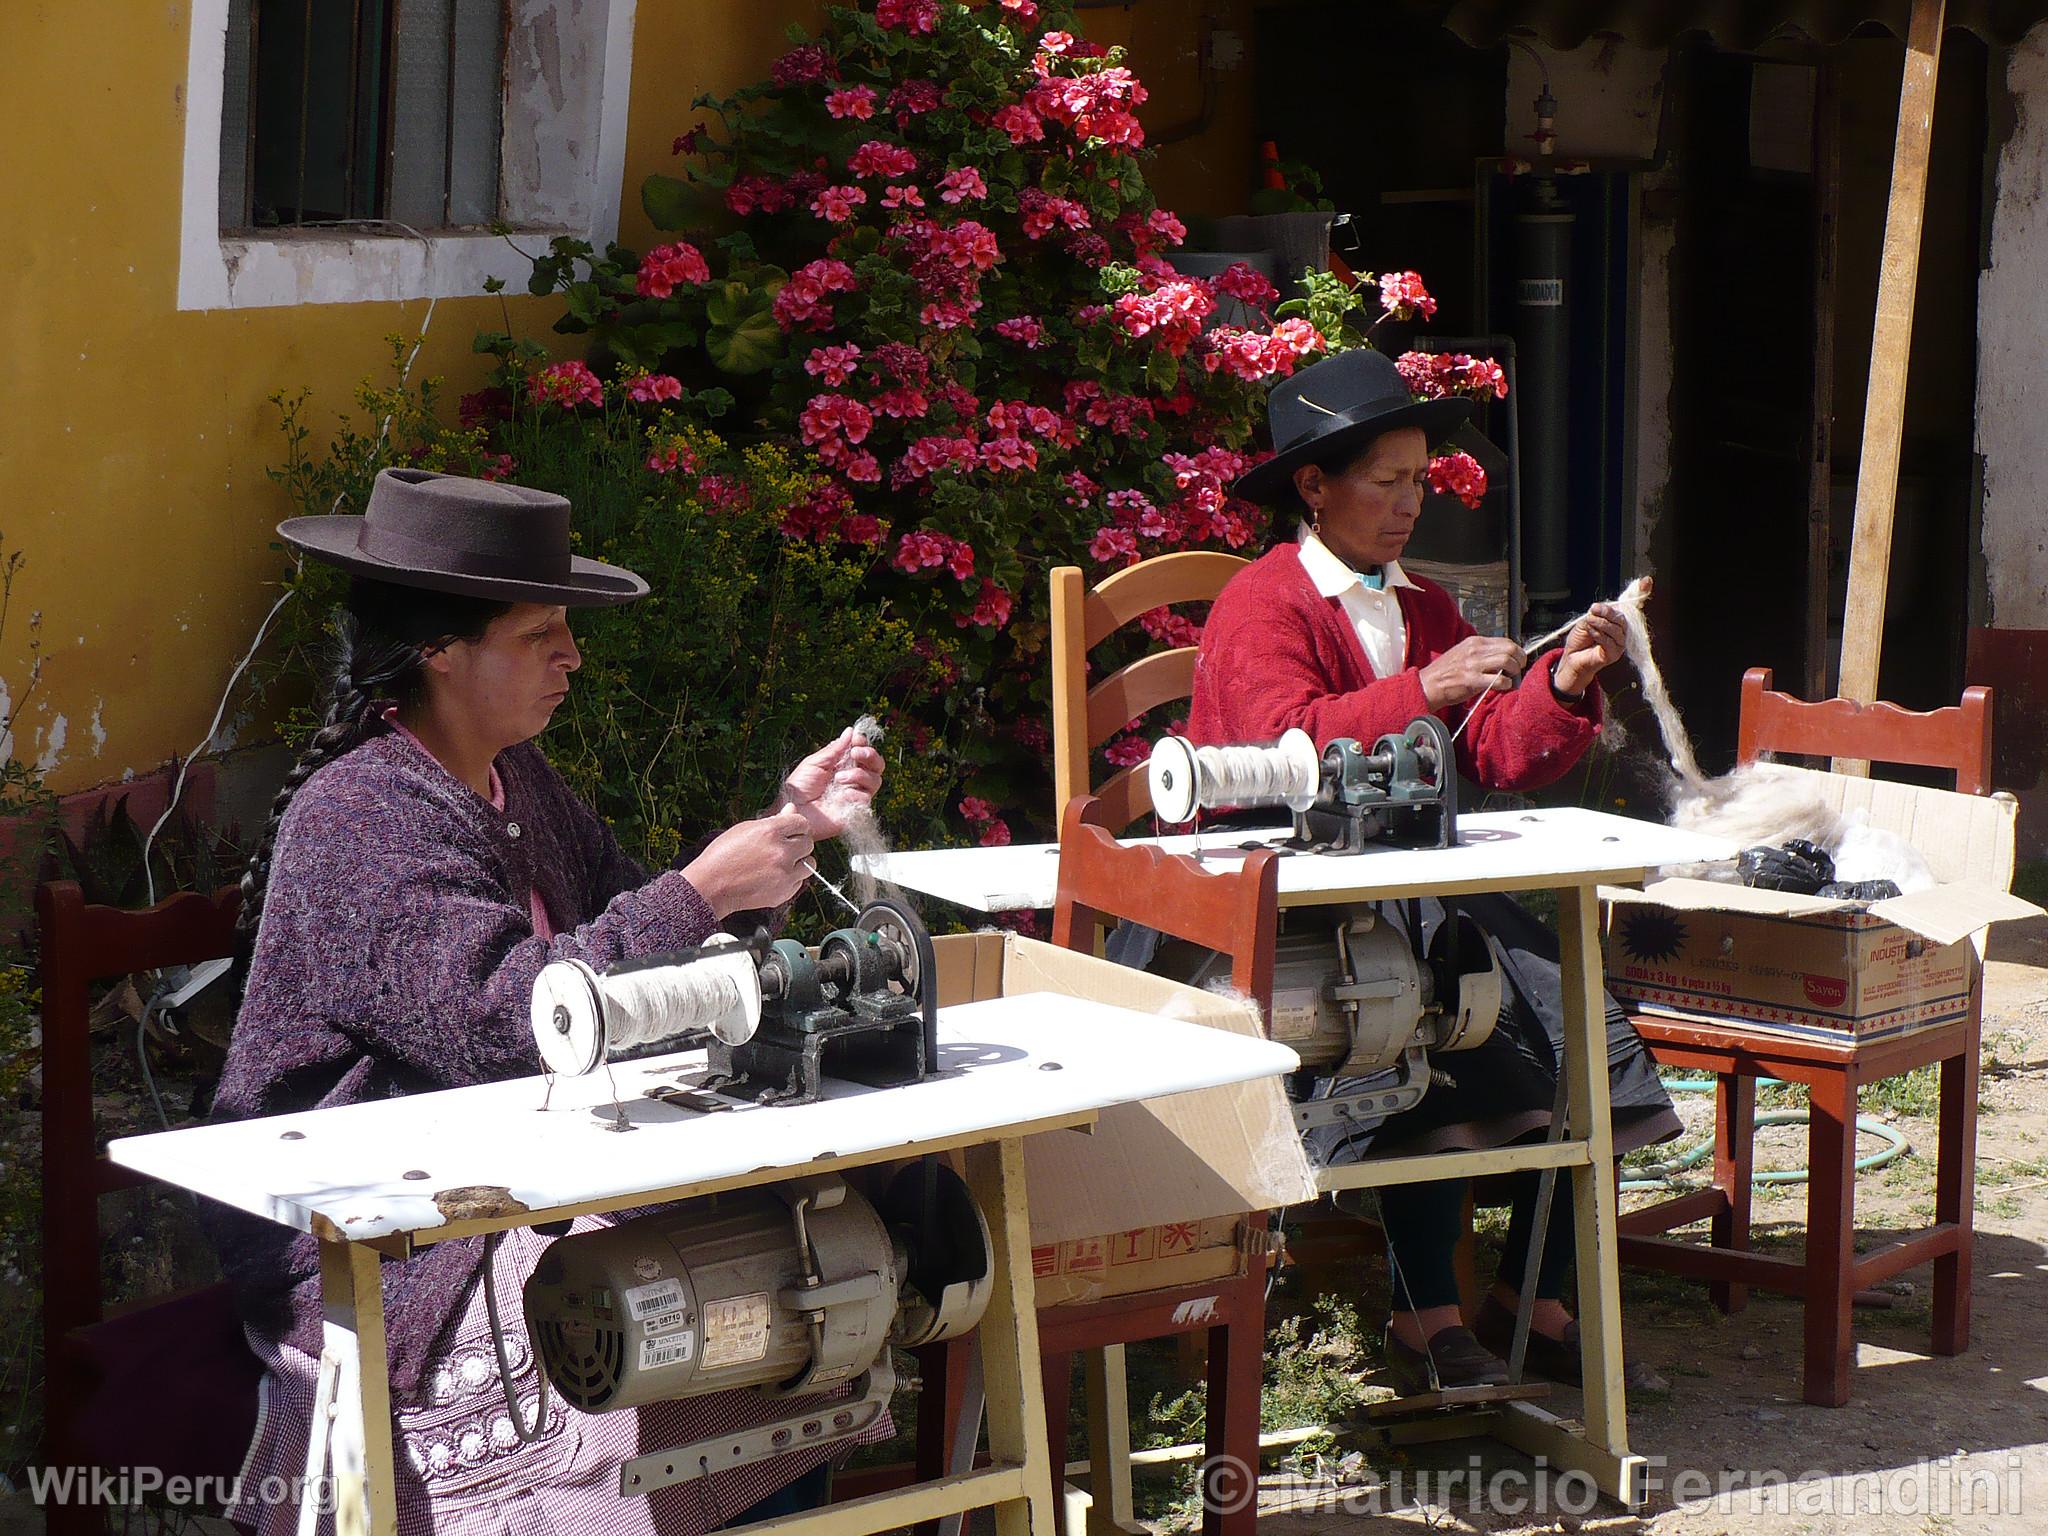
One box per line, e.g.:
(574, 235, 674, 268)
(1297, 523, 1416, 679)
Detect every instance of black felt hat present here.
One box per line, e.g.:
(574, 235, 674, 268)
(1231, 348, 1476, 506)
(278, 469, 648, 606)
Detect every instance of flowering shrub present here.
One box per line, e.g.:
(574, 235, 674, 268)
(476, 1, 1501, 843)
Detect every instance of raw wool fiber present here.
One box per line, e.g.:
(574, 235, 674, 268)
(836, 715, 912, 908)
(1522, 576, 1704, 788)
(1523, 580, 1852, 874)
(1667, 760, 1847, 850)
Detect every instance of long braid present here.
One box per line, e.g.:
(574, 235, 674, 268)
(236, 613, 418, 955)
(235, 580, 510, 962)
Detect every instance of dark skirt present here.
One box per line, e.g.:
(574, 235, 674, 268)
(1304, 893, 1681, 1173)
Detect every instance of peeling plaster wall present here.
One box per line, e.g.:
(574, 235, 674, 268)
(503, 0, 611, 228)
(1978, 24, 2048, 629)
(0, 1, 810, 794)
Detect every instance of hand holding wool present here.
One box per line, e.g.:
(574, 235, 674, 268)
(778, 727, 886, 839)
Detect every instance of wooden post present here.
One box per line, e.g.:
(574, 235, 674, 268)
(1834, 0, 1946, 772)
(1806, 61, 1841, 702)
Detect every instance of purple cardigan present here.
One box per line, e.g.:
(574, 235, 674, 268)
(208, 727, 732, 1396)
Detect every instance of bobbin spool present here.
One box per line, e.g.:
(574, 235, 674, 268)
(531, 934, 764, 1077)
(1147, 727, 1321, 823)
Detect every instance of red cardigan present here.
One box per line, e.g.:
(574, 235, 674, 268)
(1187, 543, 1601, 792)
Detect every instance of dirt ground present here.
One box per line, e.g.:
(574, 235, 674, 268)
(1250, 921, 2048, 1536)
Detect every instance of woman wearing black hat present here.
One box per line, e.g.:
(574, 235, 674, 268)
(208, 469, 882, 1534)
(1189, 349, 1680, 1397)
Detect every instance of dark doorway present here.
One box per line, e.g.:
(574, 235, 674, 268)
(1662, 45, 1823, 770)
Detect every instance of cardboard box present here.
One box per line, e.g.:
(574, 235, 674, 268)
(1603, 766, 2043, 1045)
(931, 932, 1316, 1307)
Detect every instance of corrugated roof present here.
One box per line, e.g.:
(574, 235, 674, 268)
(1426, 0, 2048, 47)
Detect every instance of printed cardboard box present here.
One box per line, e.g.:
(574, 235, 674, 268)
(1602, 766, 2042, 1045)
(930, 933, 1315, 1307)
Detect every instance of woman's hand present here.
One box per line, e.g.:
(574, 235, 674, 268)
(777, 728, 885, 839)
(681, 809, 816, 919)
(1419, 636, 1527, 710)
(1552, 603, 1629, 700)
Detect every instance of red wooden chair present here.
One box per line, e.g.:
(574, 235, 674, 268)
(38, 880, 260, 1533)
(1043, 794, 1280, 1536)
(1615, 667, 1998, 1406)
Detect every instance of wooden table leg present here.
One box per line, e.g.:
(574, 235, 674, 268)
(1043, 1352, 1072, 1536)
(1081, 1346, 1140, 1536)
(1556, 886, 1634, 1488)
(1932, 1022, 1980, 1356)
(1803, 1072, 1860, 1406)
(967, 1137, 1057, 1536)
(1710, 1072, 1756, 1315)
(319, 1236, 397, 1536)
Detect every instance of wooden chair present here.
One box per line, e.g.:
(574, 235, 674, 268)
(1050, 552, 1247, 830)
(39, 880, 260, 1533)
(1615, 667, 1998, 1406)
(1048, 794, 1280, 1536)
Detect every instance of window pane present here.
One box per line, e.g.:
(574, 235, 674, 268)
(384, 0, 451, 227)
(446, 0, 504, 225)
(219, 0, 255, 227)
(250, 0, 365, 225)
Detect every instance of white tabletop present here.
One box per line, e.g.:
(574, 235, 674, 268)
(110, 993, 1300, 1243)
(858, 807, 1736, 913)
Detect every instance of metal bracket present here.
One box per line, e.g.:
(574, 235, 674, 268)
(618, 1357, 896, 1495)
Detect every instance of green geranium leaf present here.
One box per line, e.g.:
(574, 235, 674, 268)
(642, 174, 695, 231)
(705, 285, 783, 374)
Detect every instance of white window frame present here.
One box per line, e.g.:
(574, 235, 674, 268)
(177, 0, 638, 311)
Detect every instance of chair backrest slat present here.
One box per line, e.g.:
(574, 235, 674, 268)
(1051, 796, 1278, 1009)
(1736, 666, 1995, 795)
(1050, 553, 1249, 832)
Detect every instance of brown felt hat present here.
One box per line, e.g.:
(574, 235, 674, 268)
(278, 469, 648, 606)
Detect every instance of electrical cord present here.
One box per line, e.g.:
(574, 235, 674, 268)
(482, 1230, 552, 1443)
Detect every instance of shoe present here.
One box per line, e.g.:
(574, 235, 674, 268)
(1474, 1295, 1584, 1387)
(1382, 1322, 1510, 1398)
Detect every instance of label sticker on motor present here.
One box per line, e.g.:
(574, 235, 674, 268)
(623, 1278, 686, 1321)
(701, 1293, 772, 1369)
(641, 1306, 691, 1338)
(639, 1330, 696, 1373)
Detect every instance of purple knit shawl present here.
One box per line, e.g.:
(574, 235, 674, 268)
(207, 727, 723, 1396)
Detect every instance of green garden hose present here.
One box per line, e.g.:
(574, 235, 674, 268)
(1619, 1075, 1910, 1192)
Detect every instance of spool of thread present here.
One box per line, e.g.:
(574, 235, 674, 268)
(1147, 727, 1322, 824)
(531, 940, 763, 1077)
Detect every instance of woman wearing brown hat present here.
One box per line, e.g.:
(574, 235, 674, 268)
(1188, 348, 1679, 1398)
(207, 469, 882, 1534)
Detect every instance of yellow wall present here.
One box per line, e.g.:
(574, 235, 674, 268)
(0, 0, 1249, 796)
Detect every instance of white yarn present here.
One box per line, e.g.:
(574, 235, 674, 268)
(598, 949, 760, 1052)
(1183, 741, 1321, 812)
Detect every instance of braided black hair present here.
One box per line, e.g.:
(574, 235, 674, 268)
(236, 578, 512, 956)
